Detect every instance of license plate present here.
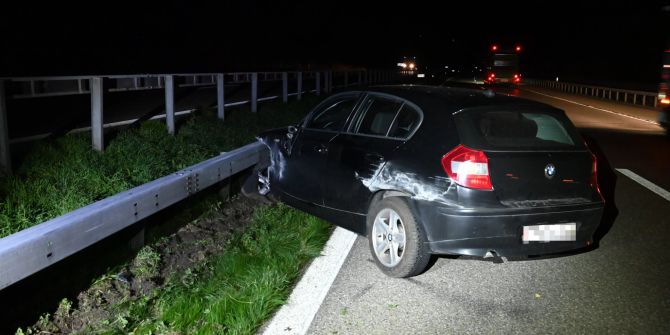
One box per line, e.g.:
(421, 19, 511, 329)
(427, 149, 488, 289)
(522, 223, 576, 243)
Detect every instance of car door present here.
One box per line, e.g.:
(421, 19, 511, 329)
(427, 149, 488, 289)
(278, 93, 362, 205)
(325, 93, 422, 215)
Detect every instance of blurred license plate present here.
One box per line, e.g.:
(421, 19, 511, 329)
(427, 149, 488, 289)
(522, 223, 576, 243)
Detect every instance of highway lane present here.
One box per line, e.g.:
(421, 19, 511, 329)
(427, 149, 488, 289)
(309, 174, 670, 334)
(516, 87, 670, 191)
(306, 86, 670, 334)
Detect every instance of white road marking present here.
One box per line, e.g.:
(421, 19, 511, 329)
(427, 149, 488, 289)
(617, 169, 670, 202)
(525, 89, 660, 126)
(262, 227, 358, 335)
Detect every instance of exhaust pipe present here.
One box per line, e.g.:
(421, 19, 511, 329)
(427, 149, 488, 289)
(484, 250, 506, 263)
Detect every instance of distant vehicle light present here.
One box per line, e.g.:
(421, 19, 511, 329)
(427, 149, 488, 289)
(408, 63, 416, 69)
(515, 46, 522, 52)
(417, 73, 425, 78)
(661, 98, 670, 105)
(397, 62, 408, 68)
(491, 45, 498, 51)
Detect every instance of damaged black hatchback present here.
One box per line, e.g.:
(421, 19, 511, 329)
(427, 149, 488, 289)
(243, 85, 605, 278)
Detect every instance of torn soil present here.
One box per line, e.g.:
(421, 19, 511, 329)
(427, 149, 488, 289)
(17, 194, 261, 334)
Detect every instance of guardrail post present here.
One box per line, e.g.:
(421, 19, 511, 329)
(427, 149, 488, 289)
(90, 77, 104, 151)
(251, 72, 258, 113)
(642, 95, 646, 106)
(282, 72, 288, 103)
(616, 91, 619, 101)
(315, 72, 321, 96)
(326, 71, 332, 93)
(297, 72, 303, 100)
(217, 74, 225, 120)
(634, 93, 637, 105)
(0, 80, 11, 173)
(164, 75, 175, 135)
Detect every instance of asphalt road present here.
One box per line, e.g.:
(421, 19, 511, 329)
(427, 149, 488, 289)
(307, 86, 670, 334)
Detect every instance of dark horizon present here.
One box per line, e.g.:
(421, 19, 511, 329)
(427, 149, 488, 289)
(1, 1, 667, 87)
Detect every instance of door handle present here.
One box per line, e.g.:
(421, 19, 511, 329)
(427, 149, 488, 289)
(365, 153, 385, 163)
(315, 144, 328, 154)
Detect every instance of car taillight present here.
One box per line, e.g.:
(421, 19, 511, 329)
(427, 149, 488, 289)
(659, 84, 669, 104)
(441, 145, 493, 190)
(660, 92, 670, 105)
(590, 152, 603, 200)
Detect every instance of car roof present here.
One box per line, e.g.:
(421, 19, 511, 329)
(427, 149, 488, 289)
(363, 85, 556, 114)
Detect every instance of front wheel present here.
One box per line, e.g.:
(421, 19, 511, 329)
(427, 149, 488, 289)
(241, 166, 275, 203)
(367, 197, 430, 278)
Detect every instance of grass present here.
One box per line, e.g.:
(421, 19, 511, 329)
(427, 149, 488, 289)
(74, 203, 331, 335)
(0, 95, 323, 238)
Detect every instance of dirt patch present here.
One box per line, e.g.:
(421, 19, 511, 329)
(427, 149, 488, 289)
(19, 195, 261, 334)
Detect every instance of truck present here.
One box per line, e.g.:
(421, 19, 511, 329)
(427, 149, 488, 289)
(485, 44, 522, 85)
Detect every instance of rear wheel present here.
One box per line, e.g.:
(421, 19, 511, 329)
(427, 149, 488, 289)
(367, 197, 430, 278)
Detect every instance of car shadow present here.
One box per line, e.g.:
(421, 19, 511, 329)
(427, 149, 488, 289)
(583, 132, 619, 247)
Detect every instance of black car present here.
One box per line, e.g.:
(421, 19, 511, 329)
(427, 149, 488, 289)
(243, 85, 605, 278)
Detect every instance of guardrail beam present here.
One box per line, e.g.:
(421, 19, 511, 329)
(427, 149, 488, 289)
(0, 141, 268, 289)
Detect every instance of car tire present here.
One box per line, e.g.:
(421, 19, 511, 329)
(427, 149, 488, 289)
(241, 166, 276, 204)
(367, 196, 430, 278)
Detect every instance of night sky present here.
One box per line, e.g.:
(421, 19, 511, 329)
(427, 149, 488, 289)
(1, 1, 667, 87)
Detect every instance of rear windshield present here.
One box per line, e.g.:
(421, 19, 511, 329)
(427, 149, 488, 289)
(454, 109, 584, 150)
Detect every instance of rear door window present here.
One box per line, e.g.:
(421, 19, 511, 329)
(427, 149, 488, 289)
(388, 104, 421, 138)
(454, 109, 584, 150)
(306, 95, 360, 131)
(355, 97, 403, 136)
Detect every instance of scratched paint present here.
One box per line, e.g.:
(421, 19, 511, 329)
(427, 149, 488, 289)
(257, 137, 286, 181)
(358, 163, 459, 206)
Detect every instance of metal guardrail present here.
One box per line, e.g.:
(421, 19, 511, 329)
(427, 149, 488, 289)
(0, 69, 404, 172)
(0, 140, 268, 289)
(526, 79, 658, 109)
(0, 68, 407, 289)
(1, 70, 371, 99)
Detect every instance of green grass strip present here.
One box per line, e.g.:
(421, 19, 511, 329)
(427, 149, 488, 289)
(85, 203, 331, 335)
(0, 96, 322, 238)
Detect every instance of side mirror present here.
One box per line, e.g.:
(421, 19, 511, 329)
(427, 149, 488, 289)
(287, 125, 298, 139)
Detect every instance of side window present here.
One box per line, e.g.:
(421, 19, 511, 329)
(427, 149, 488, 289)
(355, 97, 402, 136)
(305, 96, 358, 131)
(388, 104, 421, 138)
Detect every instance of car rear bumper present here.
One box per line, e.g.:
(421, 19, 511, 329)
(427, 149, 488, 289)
(410, 199, 604, 257)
